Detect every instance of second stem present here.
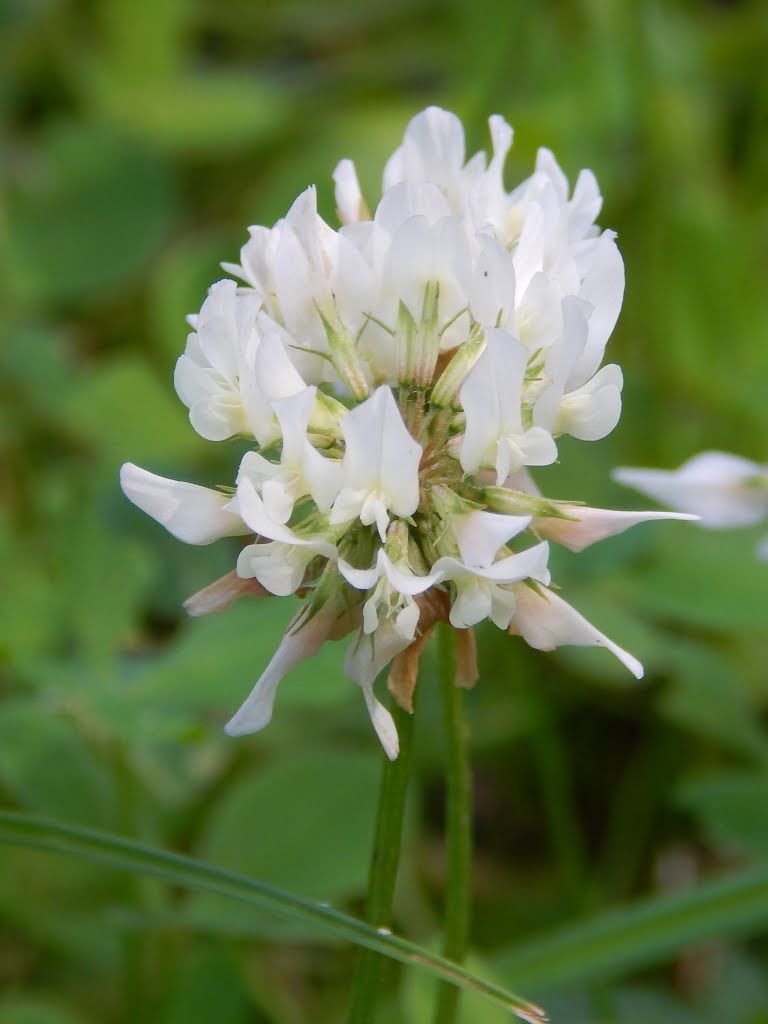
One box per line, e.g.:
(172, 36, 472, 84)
(433, 623, 473, 1024)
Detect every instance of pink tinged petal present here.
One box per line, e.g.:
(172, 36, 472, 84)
(614, 452, 768, 528)
(509, 586, 643, 679)
(536, 506, 697, 553)
(451, 510, 532, 568)
(120, 463, 249, 545)
(333, 158, 368, 224)
(224, 602, 338, 737)
(556, 364, 623, 441)
(184, 571, 267, 617)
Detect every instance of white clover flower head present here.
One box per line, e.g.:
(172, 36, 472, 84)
(121, 106, 692, 758)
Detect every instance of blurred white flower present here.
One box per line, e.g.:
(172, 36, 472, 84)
(121, 106, 691, 758)
(615, 451, 768, 559)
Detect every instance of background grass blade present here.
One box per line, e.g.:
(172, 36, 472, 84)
(0, 811, 546, 1024)
(496, 861, 768, 992)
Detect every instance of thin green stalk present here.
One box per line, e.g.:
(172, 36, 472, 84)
(433, 623, 473, 1024)
(346, 698, 417, 1023)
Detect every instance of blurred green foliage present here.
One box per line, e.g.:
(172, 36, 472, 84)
(1, 0, 768, 1021)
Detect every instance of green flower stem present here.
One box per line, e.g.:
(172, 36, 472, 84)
(347, 697, 417, 1023)
(433, 623, 473, 1024)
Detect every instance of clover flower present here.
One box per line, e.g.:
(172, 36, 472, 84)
(615, 451, 768, 559)
(122, 106, 693, 758)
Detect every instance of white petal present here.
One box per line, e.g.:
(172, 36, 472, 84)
(301, 443, 343, 512)
(433, 540, 550, 586)
(174, 352, 217, 409)
(237, 541, 316, 596)
(519, 426, 559, 467)
(469, 235, 516, 328)
(333, 158, 366, 224)
(569, 169, 602, 239)
(273, 387, 315, 466)
(382, 106, 465, 195)
(451, 510, 531, 568)
(338, 558, 380, 591)
(120, 463, 249, 545)
(460, 328, 526, 475)
(225, 603, 337, 736)
(510, 585, 643, 679)
(189, 394, 248, 442)
(569, 235, 625, 386)
(378, 549, 442, 596)
(233, 476, 336, 556)
(374, 182, 452, 233)
(333, 386, 422, 526)
(536, 506, 697, 552)
(360, 678, 400, 760)
(556, 364, 623, 441)
(613, 452, 768, 528)
(449, 577, 492, 629)
(250, 328, 307, 404)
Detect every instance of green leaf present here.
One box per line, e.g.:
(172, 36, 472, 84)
(621, 531, 768, 632)
(91, 74, 291, 154)
(0, 702, 114, 829)
(0, 812, 545, 1024)
(189, 749, 379, 937)
(658, 644, 767, 762)
(676, 772, 768, 857)
(0, 997, 89, 1024)
(159, 945, 250, 1024)
(6, 123, 177, 303)
(62, 359, 200, 470)
(495, 860, 768, 993)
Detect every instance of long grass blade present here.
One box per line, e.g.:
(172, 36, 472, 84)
(0, 811, 546, 1023)
(497, 861, 768, 991)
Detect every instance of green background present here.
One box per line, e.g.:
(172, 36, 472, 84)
(2, 1, 768, 1021)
